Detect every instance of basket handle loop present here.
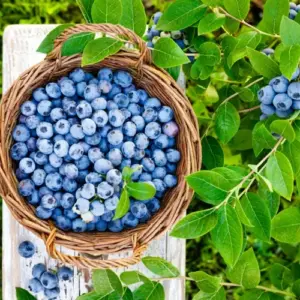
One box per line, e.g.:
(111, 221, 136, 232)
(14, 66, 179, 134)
(44, 226, 148, 269)
(47, 24, 152, 66)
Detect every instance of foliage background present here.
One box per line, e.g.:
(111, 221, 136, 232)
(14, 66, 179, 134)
(1, 1, 295, 300)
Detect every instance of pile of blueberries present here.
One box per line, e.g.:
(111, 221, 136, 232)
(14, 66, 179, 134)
(289, 2, 300, 19)
(11, 67, 180, 233)
(19, 241, 74, 299)
(258, 68, 300, 119)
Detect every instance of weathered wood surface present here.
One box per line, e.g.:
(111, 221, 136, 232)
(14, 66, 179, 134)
(2, 25, 186, 300)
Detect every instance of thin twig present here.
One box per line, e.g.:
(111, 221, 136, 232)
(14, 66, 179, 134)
(239, 105, 260, 113)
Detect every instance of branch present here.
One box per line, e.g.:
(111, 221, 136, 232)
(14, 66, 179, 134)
(239, 105, 260, 114)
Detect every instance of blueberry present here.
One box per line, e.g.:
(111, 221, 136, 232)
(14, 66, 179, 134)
(44, 163, 57, 174)
(65, 133, 78, 146)
(89, 78, 99, 85)
(146, 198, 160, 213)
(76, 82, 87, 97)
(297, 4, 300, 12)
(104, 195, 118, 211)
(26, 138, 37, 152)
(87, 222, 96, 231)
(36, 122, 53, 139)
(33, 88, 49, 102)
(134, 133, 149, 150)
(49, 153, 63, 168)
(122, 212, 139, 228)
(123, 121, 137, 137)
(154, 134, 169, 149)
(45, 287, 60, 299)
(16, 168, 29, 180)
(97, 181, 114, 199)
(60, 79, 76, 97)
(166, 149, 181, 163)
(11, 142, 28, 160)
(73, 198, 90, 214)
(37, 139, 53, 155)
(143, 108, 158, 123)
(25, 115, 41, 129)
(142, 157, 155, 172)
(76, 101, 93, 119)
(36, 206, 52, 219)
(69, 143, 84, 160)
(152, 167, 167, 179)
(90, 201, 105, 216)
(32, 169, 46, 186)
(99, 138, 109, 153)
(158, 106, 174, 123)
(32, 263, 46, 279)
(290, 9, 297, 19)
(57, 266, 74, 281)
(107, 148, 123, 166)
(92, 97, 107, 110)
(88, 148, 103, 163)
(81, 118, 96, 136)
(292, 101, 300, 110)
(96, 219, 108, 231)
(107, 129, 124, 146)
(64, 208, 79, 220)
(45, 172, 63, 191)
(28, 190, 40, 205)
(86, 172, 103, 184)
(131, 202, 148, 219)
(276, 109, 294, 118)
(273, 94, 293, 111)
(28, 278, 43, 293)
(84, 84, 101, 101)
(137, 89, 148, 105)
(99, 80, 112, 94)
(292, 68, 300, 80)
(19, 157, 36, 174)
(124, 84, 136, 94)
(152, 149, 167, 166)
(262, 48, 274, 57)
(46, 82, 61, 99)
(290, 2, 297, 9)
(78, 141, 91, 153)
(121, 141, 135, 158)
(121, 108, 131, 121)
(270, 76, 289, 93)
(21, 101, 36, 116)
(106, 169, 122, 185)
(33, 152, 48, 166)
(40, 271, 58, 289)
(109, 109, 126, 127)
(54, 140, 69, 158)
(288, 82, 300, 100)
(70, 124, 84, 140)
(98, 68, 113, 81)
(37, 100, 52, 116)
(108, 219, 124, 232)
(81, 183, 95, 199)
(153, 178, 166, 194)
(18, 241, 35, 258)
(113, 71, 133, 88)
(258, 85, 276, 105)
(72, 218, 87, 232)
(41, 194, 58, 210)
(70, 68, 85, 83)
(52, 207, 63, 220)
(39, 186, 53, 198)
(84, 132, 102, 146)
(162, 121, 179, 137)
(114, 93, 129, 108)
(131, 164, 143, 181)
(64, 100, 77, 116)
(145, 97, 161, 110)
(145, 122, 161, 139)
(62, 177, 78, 192)
(13, 124, 30, 142)
(153, 11, 163, 24)
(164, 174, 177, 187)
(92, 110, 109, 128)
(260, 114, 268, 121)
(53, 120, 70, 136)
(60, 193, 75, 209)
(260, 104, 276, 116)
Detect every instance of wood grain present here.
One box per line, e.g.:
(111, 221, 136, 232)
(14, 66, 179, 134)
(2, 25, 186, 300)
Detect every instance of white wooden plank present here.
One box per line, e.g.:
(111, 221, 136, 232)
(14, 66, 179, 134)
(2, 25, 185, 300)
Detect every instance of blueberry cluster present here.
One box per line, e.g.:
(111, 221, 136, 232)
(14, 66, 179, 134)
(11, 67, 180, 233)
(258, 68, 300, 119)
(289, 2, 300, 20)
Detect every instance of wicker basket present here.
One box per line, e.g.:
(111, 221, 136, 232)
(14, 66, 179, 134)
(0, 24, 201, 269)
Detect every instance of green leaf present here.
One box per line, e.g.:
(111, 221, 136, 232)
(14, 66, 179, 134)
(114, 189, 130, 220)
(198, 42, 221, 66)
(119, 0, 146, 37)
(202, 136, 224, 169)
(120, 271, 151, 285)
(224, 0, 250, 20)
(215, 102, 240, 144)
(241, 289, 284, 300)
(269, 263, 293, 290)
(227, 248, 260, 288)
(123, 288, 133, 300)
(293, 120, 300, 141)
(170, 208, 218, 239)
(156, 0, 207, 31)
(198, 13, 226, 35)
(62, 32, 95, 56)
(189, 271, 221, 293)
(247, 48, 281, 79)
(37, 24, 73, 54)
(271, 207, 300, 243)
(142, 257, 180, 277)
(77, 291, 103, 300)
(211, 205, 243, 267)
(82, 37, 123, 66)
(235, 199, 254, 227)
(92, 269, 123, 297)
(265, 151, 294, 200)
(213, 167, 247, 189)
(270, 120, 295, 142)
(259, 0, 289, 34)
(202, 0, 223, 6)
(240, 193, 271, 241)
(282, 139, 300, 177)
(76, 0, 94, 23)
(126, 182, 156, 200)
(186, 171, 230, 205)
(252, 122, 277, 157)
(91, 0, 122, 24)
(292, 279, 300, 297)
(16, 288, 37, 300)
(165, 66, 181, 81)
(280, 16, 300, 46)
(153, 38, 190, 68)
(193, 287, 225, 300)
(231, 86, 255, 102)
(258, 187, 280, 218)
(122, 165, 142, 182)
(229, 130, 253, 151)
(133, 282, 165, 300)
(280, 45, 300, 80)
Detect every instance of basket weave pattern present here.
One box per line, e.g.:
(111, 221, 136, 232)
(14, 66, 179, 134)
(0, 24, 201, 269)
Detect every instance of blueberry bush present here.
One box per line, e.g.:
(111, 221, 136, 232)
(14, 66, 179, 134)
(7, 0, 300, 299)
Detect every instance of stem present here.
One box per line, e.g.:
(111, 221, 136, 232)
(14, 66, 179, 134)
(217, 7, 280, 39)
(148, 46, 198, 57)
(239, 105, 260, 114)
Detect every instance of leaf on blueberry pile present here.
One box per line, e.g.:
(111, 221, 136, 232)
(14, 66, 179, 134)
(126, 182, 156, 200)
(82, 37, 123, 66)
(122, 165, 142, 182)
(37, 24, 73, 54)
(62, 32, 95, 56)
(142, 256, 180, 277)
(114, 189, 130, 220)
(16, 287, 37, 300)
(91, 0, 122, 24)
(76, 0, 94, 23)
